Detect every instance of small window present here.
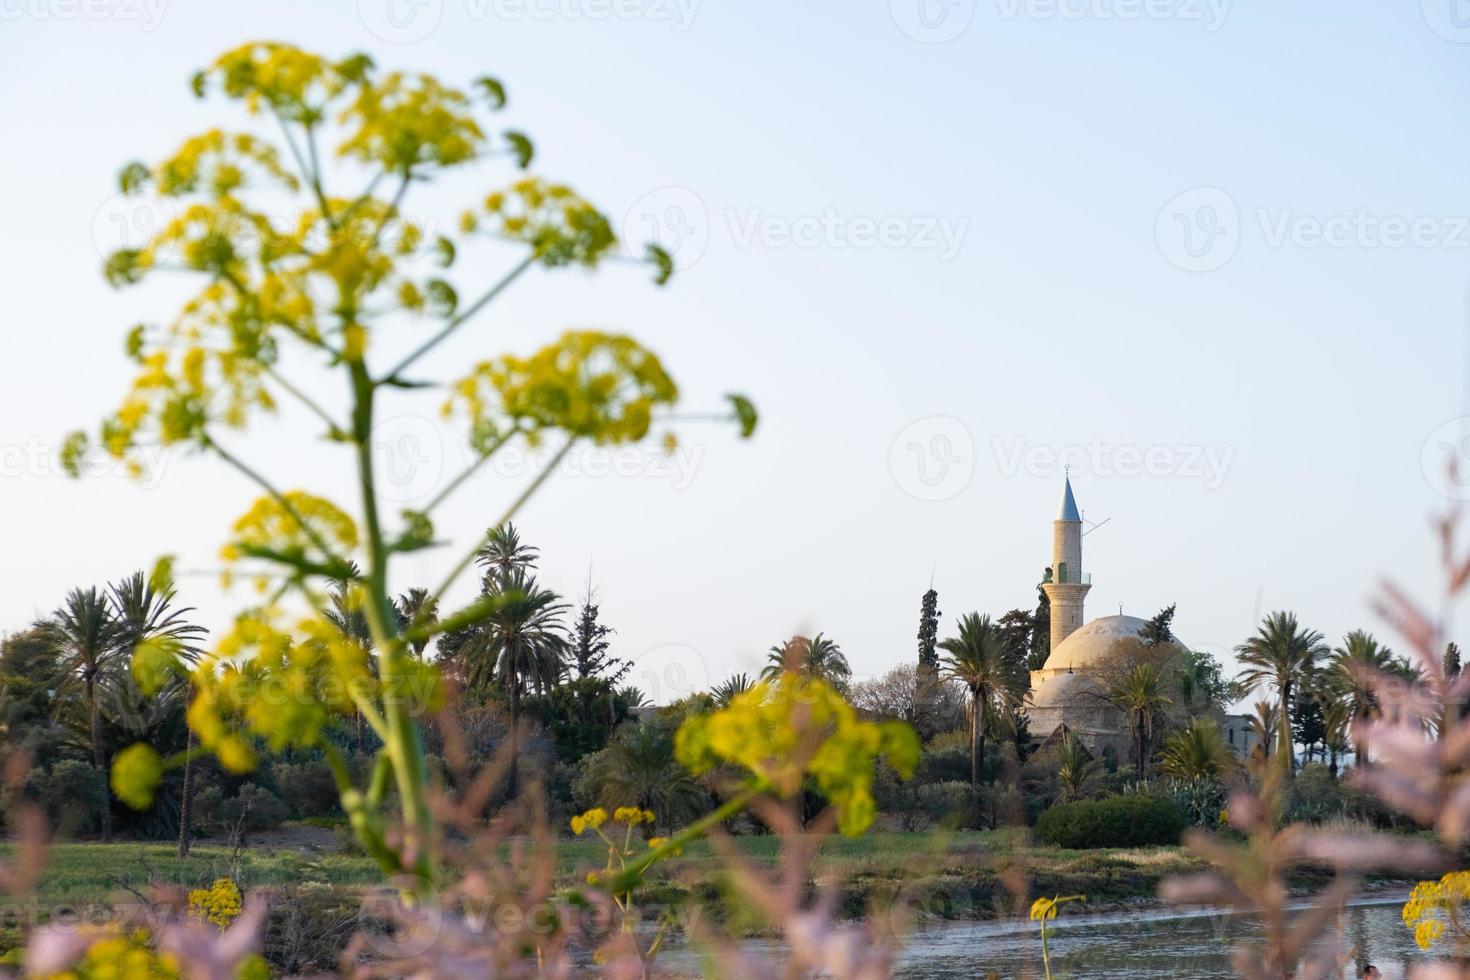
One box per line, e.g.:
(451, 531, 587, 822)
(1057, 562, 1068, 583)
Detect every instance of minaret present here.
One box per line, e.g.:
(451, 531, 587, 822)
(1041, 475, 1091, 657)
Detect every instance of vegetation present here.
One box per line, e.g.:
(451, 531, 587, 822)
(1034, 794, 1187, 849)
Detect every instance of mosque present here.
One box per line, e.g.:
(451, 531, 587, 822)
(1024, 477, 1256, 759)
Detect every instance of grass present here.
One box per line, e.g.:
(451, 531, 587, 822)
(1, 827, 1208, 919)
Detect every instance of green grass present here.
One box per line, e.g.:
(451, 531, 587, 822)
(2, 842, 382, 909)
(2, 828, 1209, 920)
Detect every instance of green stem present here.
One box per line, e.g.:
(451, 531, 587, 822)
(348, 358, 437, 887)
(600, 781, 766, 896)
(382, 254, 535, 382)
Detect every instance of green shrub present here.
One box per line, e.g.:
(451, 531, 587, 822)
(8, 761, 108, 839)
(271, 761, 340, 819)
(1034, 794, 1186, 849)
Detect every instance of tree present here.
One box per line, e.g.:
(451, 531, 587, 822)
(584, 722, 706, 834)
(997, 608, 1036, 670)
(1322, 697, 1351, 779)
(1031, 579, 1051, 669)
(107, 572, 206, 856)
(917, 588, 940, 676)
(1109, 662, 1173, 777)
(939, 613, 1028, 791)
(1235, 611, 1327, 775)
(468, 567, 568, 799)
(475, 523, 540, 579)
(1159, 718, 1235, 782)
(762, 634, 850, 690)
(1247, 700, 1279, 764)
(324, 572, 375, 754)
(1326, 630, 1397, 769)
(1178, 649, 1231, 717)
(394, 588, 438, 657)
(0, 629, 58, 734)
(1139, 604, 1177, 647)
(916, 588, 942, 734)
(38, 588, 122, 841)
(1290, 685, 1327, 764)
(850, 662, 962, 730)
(1054, 731, 1099, 802)
(711, 673, 753, 708)
(1447, 641, 1463, 679)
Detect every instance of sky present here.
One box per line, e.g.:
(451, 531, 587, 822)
(3, 0, 1470, 705)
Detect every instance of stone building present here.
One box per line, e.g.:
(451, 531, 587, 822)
(1024, 477, 1257, 761)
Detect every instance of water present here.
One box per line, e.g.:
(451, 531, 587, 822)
(652, 895, 1430, 978)
(892, 896, 1426, 979)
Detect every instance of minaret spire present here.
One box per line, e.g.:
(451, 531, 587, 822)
(1041, 475, 1092, 658)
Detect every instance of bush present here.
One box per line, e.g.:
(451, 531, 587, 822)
(3, 761, 107, 839)
(1287, 763, 1344, 824)
(271, 761, 340, 819)
(1034, 794, 1187, 849)
(194, 783, 290, 837)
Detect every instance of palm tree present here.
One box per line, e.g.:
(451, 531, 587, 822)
(711, 672, 754, 707)
(108, 572, 206, 856)
(475, 523, 539, 579)
(39, 587, 122, 841)
(1159, 718, 1235, 782)
(939, 613, 1028, 791)
(468, 567, 568, 798)
(1110, 662, 1173, 777)
(1054, 731, 1099, 802)
(591, 723, 706, 834)
(394, 587, 438, 657)
(325, 575, 375, 753)
(761, 634, 851, 689)
(1235, 611, 1327, 774)
(1326, 630, 1397, 769)
(1247, 700, 1279, 764)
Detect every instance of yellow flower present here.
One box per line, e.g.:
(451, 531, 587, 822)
(571, 807, 608, 835)
(110, 744, 164, 810)
(1030, 895, 1084, 921)
(674, 673, 920, 837)
(188, 878, 244, 928)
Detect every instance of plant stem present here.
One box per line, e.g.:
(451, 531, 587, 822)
(382, 254, 535, 382)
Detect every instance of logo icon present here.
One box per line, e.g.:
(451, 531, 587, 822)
(623, 186, 710, 272)
(91, 191, 180, 263)
(1422, 416, 1470, 500)
(1155, 186, 1240, 272)
(1423, 0, 1470, 42)
(889, 416, 974, 501)
(890, 0, 976, 42)
(370, 415, 445, 503)
(359, 0, 443, 44)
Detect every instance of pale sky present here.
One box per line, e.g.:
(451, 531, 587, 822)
(4, 0, 1470, 703)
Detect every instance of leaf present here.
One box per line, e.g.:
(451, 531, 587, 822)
(432, 235, 456, 268)
(474, 75, 508, 109)
(425, 279, 458, 317)
(503, 130, 534, 169)
(189, 70, 206, 98)
(118, 161, 151, 195)
(645, 243, 675, 286)
(148, 554, 176, 594)
(726, 393, 758, 438)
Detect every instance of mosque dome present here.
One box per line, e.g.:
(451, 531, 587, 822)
(1041, 614, 1179, 673)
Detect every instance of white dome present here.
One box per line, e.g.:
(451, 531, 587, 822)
(1041, 614, 1179, 673)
